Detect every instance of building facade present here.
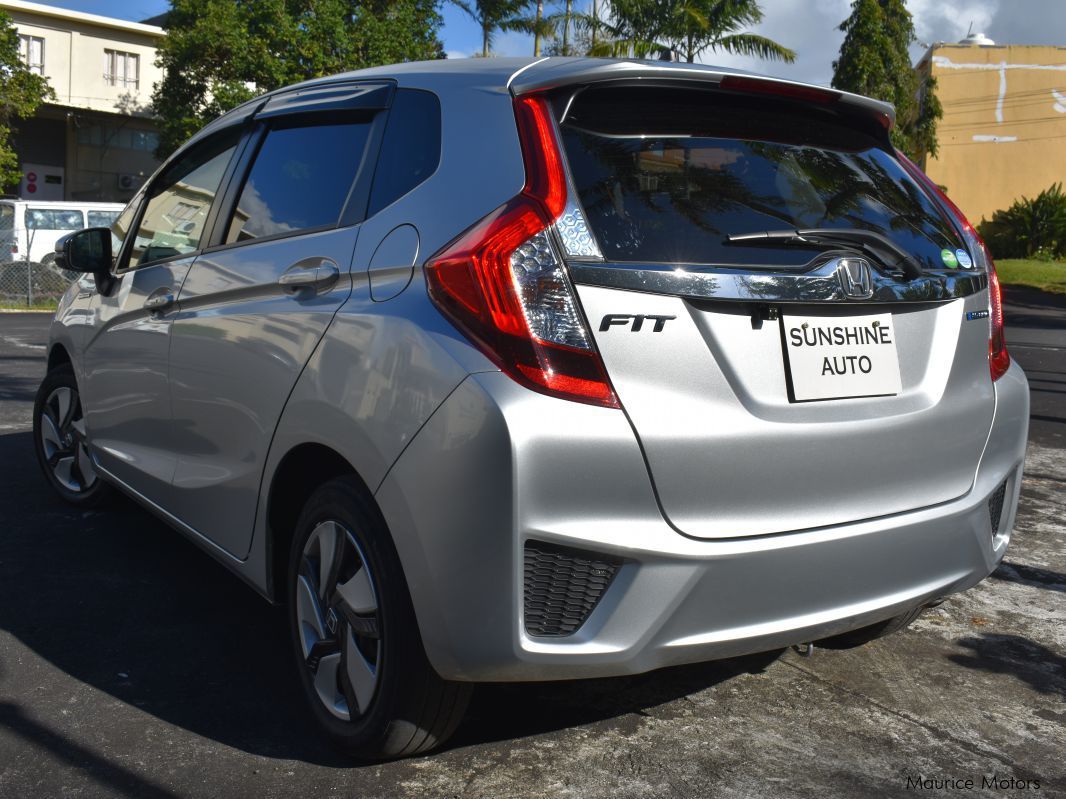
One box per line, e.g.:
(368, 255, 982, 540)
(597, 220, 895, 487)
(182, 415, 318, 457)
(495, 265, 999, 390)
(917, 39, 1066, 224)
(2, 0, 164, 202)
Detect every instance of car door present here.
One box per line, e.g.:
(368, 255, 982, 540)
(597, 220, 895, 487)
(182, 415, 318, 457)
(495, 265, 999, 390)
(167, 84, 388, 558)
(82, 130, 242, 507)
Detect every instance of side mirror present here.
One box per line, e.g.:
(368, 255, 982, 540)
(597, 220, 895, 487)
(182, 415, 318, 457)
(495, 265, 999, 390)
(55, 227, 115, 293)
(55, 227, 112, 274)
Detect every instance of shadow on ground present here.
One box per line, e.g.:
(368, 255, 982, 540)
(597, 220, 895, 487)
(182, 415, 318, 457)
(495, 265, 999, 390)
(0, 428, 779, 769)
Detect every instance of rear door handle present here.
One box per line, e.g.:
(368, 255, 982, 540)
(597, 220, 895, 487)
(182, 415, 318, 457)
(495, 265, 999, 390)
(278, 258, 340, 293)
(144, 291, 175, 312)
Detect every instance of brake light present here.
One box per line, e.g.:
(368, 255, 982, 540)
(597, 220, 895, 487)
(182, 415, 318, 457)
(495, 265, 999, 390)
(896, 151, 1010, 381)
(719, 75, 840, 106)
(425, 95, 618, 408)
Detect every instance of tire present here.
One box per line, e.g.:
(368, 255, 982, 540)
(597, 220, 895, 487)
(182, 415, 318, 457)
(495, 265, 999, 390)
(287, 476, 471, 760)
(814, 605, 926, 650)
(33, 364, 112, 507)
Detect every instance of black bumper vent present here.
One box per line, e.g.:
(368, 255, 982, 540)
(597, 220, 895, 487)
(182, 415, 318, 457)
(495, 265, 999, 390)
(988, 481, 1007, 537)
(523, 542, 621, 637)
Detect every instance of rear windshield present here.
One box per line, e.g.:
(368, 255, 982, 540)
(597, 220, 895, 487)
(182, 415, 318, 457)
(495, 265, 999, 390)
(0, 204, 12, 231)
(559, 87, 962, 271)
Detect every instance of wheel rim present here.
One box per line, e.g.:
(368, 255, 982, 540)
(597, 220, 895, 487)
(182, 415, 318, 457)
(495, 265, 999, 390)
(296, 520, 382, 721)
(39, 385, 97, 493)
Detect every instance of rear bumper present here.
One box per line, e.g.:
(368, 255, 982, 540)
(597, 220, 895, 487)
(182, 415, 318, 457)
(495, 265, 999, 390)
(375, 361, 1029, 682)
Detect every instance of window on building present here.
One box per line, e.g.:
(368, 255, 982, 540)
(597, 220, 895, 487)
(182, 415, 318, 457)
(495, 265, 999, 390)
(19, 35, 44, 75)
(77, 124, 159, 153)
(104, 49, 139, 89)
(225, 121, 371, 244)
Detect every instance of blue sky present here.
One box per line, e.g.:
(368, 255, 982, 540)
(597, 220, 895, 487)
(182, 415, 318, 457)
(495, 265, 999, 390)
(39, 0, 1066, 87)
(45, 0, 530, 61)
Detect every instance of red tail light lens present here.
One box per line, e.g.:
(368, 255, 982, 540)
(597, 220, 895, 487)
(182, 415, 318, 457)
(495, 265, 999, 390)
(425, 95, 618, 408)
(896, 151, 1011, 381)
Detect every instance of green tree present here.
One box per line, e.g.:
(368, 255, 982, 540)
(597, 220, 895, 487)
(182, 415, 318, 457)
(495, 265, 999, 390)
(831, 0, 942, 160)
(575, 0, 793, 63)
(452, 0, 530, 56)
(0, 10, 54, 188)
(152, 0, 444, 158)
(663, 0, 795, 64)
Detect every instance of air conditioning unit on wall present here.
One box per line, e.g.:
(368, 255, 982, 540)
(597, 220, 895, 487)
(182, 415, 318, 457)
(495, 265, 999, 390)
(118, 173, 144, 191)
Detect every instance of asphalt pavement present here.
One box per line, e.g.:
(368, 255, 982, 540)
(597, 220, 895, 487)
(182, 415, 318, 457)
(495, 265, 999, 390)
(0, 296, 1063, 799)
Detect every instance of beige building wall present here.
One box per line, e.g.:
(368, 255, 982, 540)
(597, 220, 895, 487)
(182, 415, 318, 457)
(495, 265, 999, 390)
(2, 0, 163, 115)
(1, 0, 165, 201)
(918, 43, 1066, 224)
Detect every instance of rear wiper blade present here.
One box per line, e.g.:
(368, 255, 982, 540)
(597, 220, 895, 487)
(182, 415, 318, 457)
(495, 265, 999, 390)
(725, 228, 922, 280)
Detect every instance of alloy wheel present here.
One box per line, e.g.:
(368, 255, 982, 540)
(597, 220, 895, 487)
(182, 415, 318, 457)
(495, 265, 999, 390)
(38, 385, 97, 493)
(296, 520, 382, 721)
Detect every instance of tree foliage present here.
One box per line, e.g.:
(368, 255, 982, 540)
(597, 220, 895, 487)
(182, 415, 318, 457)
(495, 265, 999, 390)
(0, 10, 54, 188)
(830, 0, 941, 160)
(152, 0, 444, 158)
(557, 0, 792, 63)
(978, 183, 1066, 259)
(452, 0, 530, 57)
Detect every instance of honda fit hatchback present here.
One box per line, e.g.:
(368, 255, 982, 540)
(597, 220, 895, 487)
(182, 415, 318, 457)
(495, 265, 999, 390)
(35, 58, 1029, 759)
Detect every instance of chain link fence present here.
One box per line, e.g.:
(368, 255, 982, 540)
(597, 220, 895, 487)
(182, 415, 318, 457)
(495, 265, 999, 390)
(0, 226, 78, 308)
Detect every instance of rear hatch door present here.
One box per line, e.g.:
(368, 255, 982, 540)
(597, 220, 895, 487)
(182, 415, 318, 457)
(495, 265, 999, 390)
(556, 84, 995, 538)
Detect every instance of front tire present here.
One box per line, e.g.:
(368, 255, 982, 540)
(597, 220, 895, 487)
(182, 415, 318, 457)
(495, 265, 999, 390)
(287, 476, 470, 759)
(33, 364, 111, 506)
(814, 605, 926, 649)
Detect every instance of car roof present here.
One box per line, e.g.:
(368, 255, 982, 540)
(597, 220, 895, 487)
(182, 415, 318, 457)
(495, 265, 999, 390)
(191, 56, 895, 148)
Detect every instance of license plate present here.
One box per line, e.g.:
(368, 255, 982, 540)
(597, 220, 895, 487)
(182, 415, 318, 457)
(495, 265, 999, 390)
(782, 312, 902, 401)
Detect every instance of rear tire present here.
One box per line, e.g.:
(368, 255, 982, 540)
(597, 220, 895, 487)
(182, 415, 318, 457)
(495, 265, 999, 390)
(814, 605, 926, 650)
(287, 476, 470, 760)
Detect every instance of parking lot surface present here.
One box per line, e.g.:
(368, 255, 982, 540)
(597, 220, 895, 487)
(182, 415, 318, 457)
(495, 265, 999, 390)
(0, 300, 1063, 799)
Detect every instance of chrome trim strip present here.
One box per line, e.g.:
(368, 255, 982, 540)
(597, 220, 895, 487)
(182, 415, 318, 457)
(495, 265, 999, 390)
(568, 256, 988, 304)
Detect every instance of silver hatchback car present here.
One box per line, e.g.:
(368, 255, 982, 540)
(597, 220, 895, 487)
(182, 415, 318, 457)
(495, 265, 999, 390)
(35, 58, 1029, 758)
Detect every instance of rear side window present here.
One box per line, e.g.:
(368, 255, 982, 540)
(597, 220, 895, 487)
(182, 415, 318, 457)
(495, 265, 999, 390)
(367, 89, 441, 216)
(225, 121, 371, 244)
(560, 86, 963, 271)
(25, 209, 84, 231)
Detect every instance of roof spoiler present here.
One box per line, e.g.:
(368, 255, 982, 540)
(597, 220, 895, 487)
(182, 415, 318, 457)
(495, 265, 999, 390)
(508, 58, 895, 130)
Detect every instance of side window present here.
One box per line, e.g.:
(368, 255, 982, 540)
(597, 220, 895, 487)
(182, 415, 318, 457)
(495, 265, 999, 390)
(88, 210, 120, 228)
(367, 89, 441, 216)
(225, 121, 371, 244)
(25, 209, 84, 230)
(129, 132, 239, 267)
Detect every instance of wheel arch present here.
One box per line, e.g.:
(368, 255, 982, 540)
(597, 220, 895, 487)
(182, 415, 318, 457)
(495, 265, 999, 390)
(47, 342, 72, 373)
(265, 442, 379, 602)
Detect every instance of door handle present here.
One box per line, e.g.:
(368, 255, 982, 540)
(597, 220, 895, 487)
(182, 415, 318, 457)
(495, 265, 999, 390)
(278, 258, 340, 294)
(144, 291, 175, 312)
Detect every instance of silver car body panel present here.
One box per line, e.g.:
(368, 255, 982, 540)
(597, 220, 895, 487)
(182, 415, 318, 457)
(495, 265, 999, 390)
(45, 57, 1029, 684)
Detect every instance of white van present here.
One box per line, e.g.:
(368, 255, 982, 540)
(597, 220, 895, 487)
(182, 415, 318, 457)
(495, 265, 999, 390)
(1, 199, 125, 266)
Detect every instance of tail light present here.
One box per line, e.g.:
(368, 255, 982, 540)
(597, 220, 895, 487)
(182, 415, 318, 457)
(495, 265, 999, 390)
(897, 152, 1011, 381)
(425, 95, 618, 408)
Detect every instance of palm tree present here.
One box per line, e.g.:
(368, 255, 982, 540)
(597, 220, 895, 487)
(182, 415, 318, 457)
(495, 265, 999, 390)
(585, 0, 795, 63)
(452, 0, 531, 56)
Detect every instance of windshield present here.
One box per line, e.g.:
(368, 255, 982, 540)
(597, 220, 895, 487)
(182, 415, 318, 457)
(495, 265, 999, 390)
(559, 87, 963, 272)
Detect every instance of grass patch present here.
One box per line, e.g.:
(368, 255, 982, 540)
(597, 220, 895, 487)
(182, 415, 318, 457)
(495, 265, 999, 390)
(995, 259, 1066, 294)
(0, 301, 58, 311)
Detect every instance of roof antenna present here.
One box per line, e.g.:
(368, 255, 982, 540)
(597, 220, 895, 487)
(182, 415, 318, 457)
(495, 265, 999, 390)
(966, 20, 974, 37)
